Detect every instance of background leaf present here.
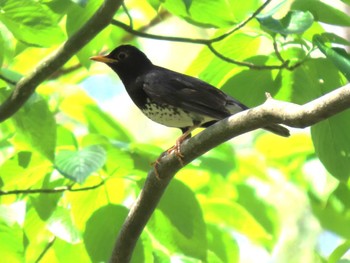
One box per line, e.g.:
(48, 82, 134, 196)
(12, 94, 56, 161)
(55, 145, 106, 184)
(0, 0, 65, 46)
(257, 10, 314, 35)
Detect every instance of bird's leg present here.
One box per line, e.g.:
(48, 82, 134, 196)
(153, 124, 199, 179)
(167, 124, 199, 164)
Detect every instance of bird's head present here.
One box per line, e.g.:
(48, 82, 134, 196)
(90, 45, 152, 77)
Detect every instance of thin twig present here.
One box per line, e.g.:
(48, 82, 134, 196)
(273, 36, 285, 63)
(111, 20, 288, 70)
(35, 237, 56, 263)
(210, 0, 273, 42)
(207, 43, 288, 70)
(122, 2, 133, 29)
(0, 180, 105, 196)
(0, 74, 17, 85)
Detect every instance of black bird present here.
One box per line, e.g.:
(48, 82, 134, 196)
(90, 45, 289, 157)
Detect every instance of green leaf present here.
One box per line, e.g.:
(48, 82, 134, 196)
(0, 68, 22, 84)
(12, 94, 56, 161)
(257, 10, 314, 35)
(148, 179, 207, 260)
(47, 207, 81, 243)
(84, 105, 133, 143)
(23, 208, 53, 263)
(318, 32, 350, 46)
(55, 145, 107, 184)
(311, 114, 350, 181)
(84, 204, 129, 262)
(311, 194, 350, 239)
(162, 0, 261, 28)
(203, 200, 272, 244)
(188, 32, 262, 88)
(66, 0, 108, 67)
(0, 222, 24, 262)
(236, 184, 278, 241)
(0, 202, 25, 262)
(221, 57, 277, 107)
(0, 0, 65, 46)
(292, 0, 350, 26)
(70, 0, 89, 7)
(183, 0, 192, 10)
(49, 239, 91, 263)
(146, 0, 161, 10)
(328, 240, 350, 263)
(0, 201, 26, 226)
(0, 152, 52, 191)
(207, 224, 239, 263)
(278, 58, 349, 181)
(255, 133, 314, 160)
(56, 125, 78, 148)
(195, 143, 236, 177)
(0, 23, 14, 67)
(31, 174, 65, 220)
(314, 34, 350, 81)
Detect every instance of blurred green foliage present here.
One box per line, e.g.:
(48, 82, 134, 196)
(0, 0, 350, 262)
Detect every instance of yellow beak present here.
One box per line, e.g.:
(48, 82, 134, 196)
(90, 55, 118, 64)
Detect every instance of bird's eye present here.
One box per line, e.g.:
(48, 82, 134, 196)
(117, 52, 128, 60)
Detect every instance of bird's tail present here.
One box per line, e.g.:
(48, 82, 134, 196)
(263, 124, 290, 137)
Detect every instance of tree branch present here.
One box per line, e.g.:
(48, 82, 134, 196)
(110, 83, 350, 262)
(0, 0, 124, 122)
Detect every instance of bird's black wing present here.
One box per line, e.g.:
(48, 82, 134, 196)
(141, 67, 246, 120)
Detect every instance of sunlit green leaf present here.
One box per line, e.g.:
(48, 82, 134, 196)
(0, 222, 23, 262)
(0, 0, 65, 46)
(162, 0, 261, 28)
(314, 34, 350, 81)
(256, 133, 314, 159)
(55, 145, 106, 184)
(23, 208, 53, 263)
(318, 32, 350, 46)
(84, 105, 133, 143)
(203, 200, 272, 244)
(292, 0, 350, 26)
(50, 238, 91, 263)
(311, 194, 350, 238)
(207, 224, 239, 263)
(188, 32, 262, 88)
(70, 0, 89, 7)
(257, 10, 314, 35)
(31, 174, 65, 220)
(148, 179, 207, 260)
(84, 204, 129, 262)
(328, 239, 350, 263)
(47, 207, 81, 243)
(312, 114, 350, 181)
(0, 152, 52, 191)
(0, 68, 22, 84)
(66, 0, 108, 67)
(56, 125, 78, 148)
(12, 94, 56, 161)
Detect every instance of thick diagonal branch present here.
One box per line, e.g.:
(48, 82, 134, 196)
(110, 83, 350, 262)
(0, 0, 124, 122)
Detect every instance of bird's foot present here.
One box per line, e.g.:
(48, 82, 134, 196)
(166, 142, 184, 166)
(151, 151, 167, 180)
(152, 132, 191, 179)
